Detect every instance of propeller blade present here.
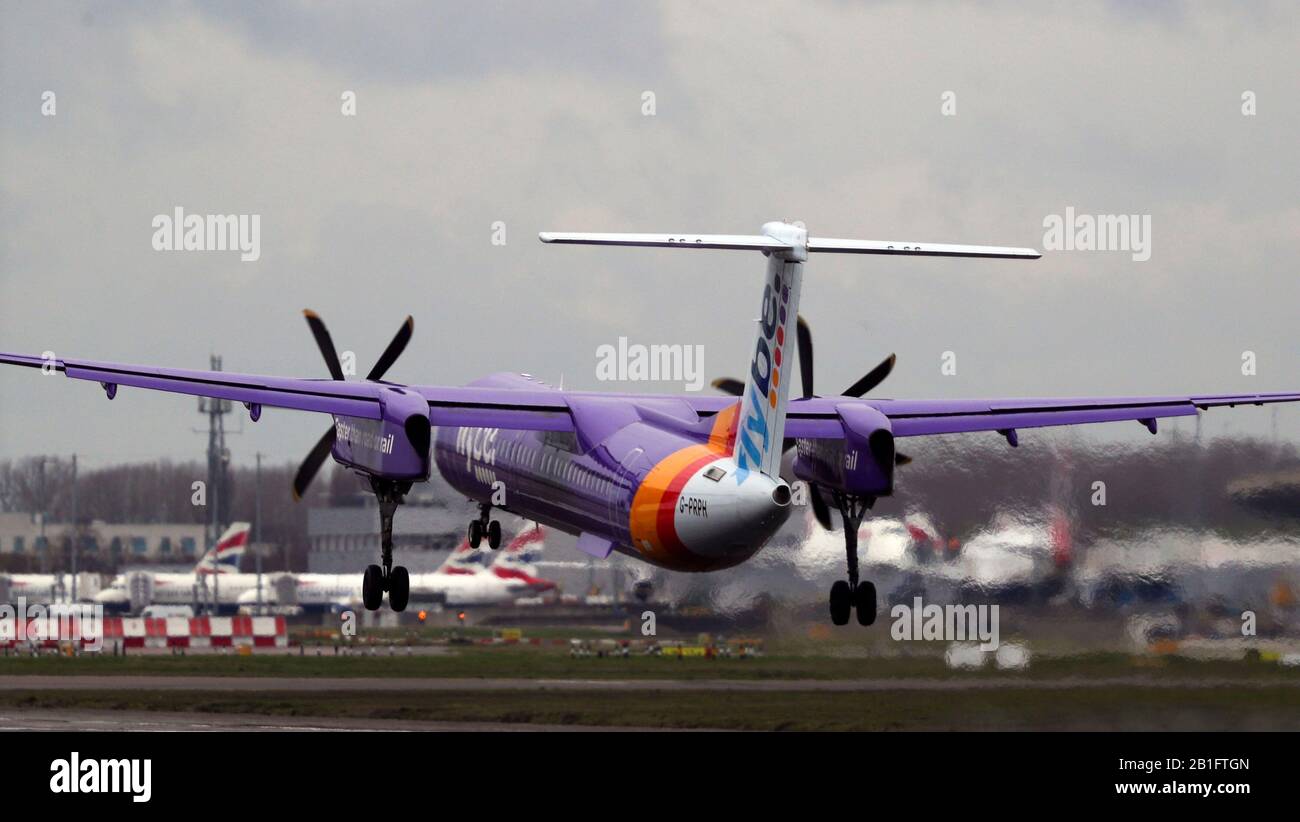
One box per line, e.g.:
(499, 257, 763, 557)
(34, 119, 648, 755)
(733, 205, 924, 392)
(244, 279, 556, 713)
(711, 377, 745, 396)
(303, 310, 345, 381)
(292, 427, 337, 500)
(808, 482, 834, 530)
(895, 451, 913, 466)
(843, 353, 897, 398)
(796, 315, 814, 399)
(366, 315, 414, 381)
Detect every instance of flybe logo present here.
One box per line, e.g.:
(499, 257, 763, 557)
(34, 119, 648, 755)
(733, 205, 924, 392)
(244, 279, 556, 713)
(735, 264, 791, 483)
(455, 426, 500, 471)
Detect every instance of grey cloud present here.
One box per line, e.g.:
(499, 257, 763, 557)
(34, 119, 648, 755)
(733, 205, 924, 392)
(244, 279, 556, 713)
(1, 1, 1297, 466)
(193, 0, 668, 80)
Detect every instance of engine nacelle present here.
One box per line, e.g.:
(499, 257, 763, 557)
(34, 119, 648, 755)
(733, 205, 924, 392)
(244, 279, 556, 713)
(330, 386, 431, 481)
(793, 404, 895, 497)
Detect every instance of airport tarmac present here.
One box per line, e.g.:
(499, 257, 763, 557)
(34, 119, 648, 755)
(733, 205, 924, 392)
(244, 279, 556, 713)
(0, 708, 667, 732)
(3, 674, 1299, 692)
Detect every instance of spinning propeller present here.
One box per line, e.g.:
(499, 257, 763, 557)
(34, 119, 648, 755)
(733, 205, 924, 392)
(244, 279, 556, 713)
(711, 315, 909, 530)
(291, 310, 414, 499)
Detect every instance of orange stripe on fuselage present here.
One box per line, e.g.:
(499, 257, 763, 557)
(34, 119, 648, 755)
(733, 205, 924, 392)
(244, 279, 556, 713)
(655, 450, 722, 557)
(708, 402, 740, 454)
(629, 444, 713, 566)
(627, 402, 740, 570)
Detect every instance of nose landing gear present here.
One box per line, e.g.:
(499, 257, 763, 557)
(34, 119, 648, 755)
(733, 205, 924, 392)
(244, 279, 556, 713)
(361, 478, 412, 612)
(828, 491, 878, 626)
(467, 502, 502, 549)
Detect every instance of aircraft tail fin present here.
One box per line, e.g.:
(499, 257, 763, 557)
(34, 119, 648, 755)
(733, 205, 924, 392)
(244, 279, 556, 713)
(436, 539, 491, 575)
(491, 526, 546, 578)
(195, 522, 250, 574)
(491, 526, 556, 591)
(728, 222, 806, 481)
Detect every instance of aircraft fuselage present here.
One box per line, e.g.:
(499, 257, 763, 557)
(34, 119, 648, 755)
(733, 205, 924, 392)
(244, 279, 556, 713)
(430, 374, 791, 572)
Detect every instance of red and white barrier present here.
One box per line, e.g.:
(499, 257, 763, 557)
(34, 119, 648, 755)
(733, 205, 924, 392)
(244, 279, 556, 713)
(0, 616, 288, 650)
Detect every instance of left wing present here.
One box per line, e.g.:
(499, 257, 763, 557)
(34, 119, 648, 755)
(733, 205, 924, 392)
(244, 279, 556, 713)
(0, 352, 575, 431)
(684, 392, 1300, 439)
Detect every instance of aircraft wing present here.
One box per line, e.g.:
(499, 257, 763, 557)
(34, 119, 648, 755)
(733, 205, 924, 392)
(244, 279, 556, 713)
(694, 392, 1300, 439)
(0, 352, 574, 430)
(6, 350, 1296, 439)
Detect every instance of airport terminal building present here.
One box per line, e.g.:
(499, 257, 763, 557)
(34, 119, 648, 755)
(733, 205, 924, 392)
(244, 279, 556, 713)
(0, 512, 205, 566)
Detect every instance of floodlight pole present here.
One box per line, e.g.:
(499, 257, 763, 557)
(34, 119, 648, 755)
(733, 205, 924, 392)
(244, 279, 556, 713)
(70, 454, 77, 602)
(255, 452, 263, 615)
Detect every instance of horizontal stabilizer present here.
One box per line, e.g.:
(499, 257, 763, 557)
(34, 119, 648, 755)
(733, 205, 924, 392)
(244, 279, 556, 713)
(808, 237, 1040, 259)
(540, 231, 1039, 259)
(539, 232, 790, 252)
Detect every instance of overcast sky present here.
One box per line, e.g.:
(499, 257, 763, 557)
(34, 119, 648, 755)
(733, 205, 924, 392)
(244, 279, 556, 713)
(2, 1, 1297, 472)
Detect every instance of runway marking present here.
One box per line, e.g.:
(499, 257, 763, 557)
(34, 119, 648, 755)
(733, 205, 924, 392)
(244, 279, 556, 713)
(2, 675, 1298, 693)
(0, 709, 668, 732)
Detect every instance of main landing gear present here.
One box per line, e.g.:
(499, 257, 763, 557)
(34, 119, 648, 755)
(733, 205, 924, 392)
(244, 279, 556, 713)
(362, 478, 412, 612)
(467, 502, 502, 549)
(828, 491, 877, 626)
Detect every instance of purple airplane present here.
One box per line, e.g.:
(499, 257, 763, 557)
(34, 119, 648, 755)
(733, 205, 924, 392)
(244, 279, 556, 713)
(4, 221, 1298, 625)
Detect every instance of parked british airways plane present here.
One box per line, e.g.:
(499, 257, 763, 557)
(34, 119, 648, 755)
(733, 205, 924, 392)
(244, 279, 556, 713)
(4, 222, 1298, 625)
(237, 527, 556, 613)
(94, 522, 255, 612)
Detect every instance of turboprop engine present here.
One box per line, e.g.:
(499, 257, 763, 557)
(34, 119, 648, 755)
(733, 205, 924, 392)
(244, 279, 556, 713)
(330, 386, 431, 481)
(792, 404, 895, 498)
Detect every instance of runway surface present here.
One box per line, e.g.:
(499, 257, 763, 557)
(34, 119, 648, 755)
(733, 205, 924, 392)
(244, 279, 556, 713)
(2, 675, 1298, 692)
(0, 708, 660, 732)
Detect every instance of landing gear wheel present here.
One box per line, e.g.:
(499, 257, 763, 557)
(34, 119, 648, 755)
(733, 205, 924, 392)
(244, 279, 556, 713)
(362, 564, 384, 611)
(829, 580, 852, 626)
(388, 566, 410, 612)
(487, 520, 502, 549)
(828, 490, 877, 627)
(468, 519, 483, 548)
(854, 580, 877, 626)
